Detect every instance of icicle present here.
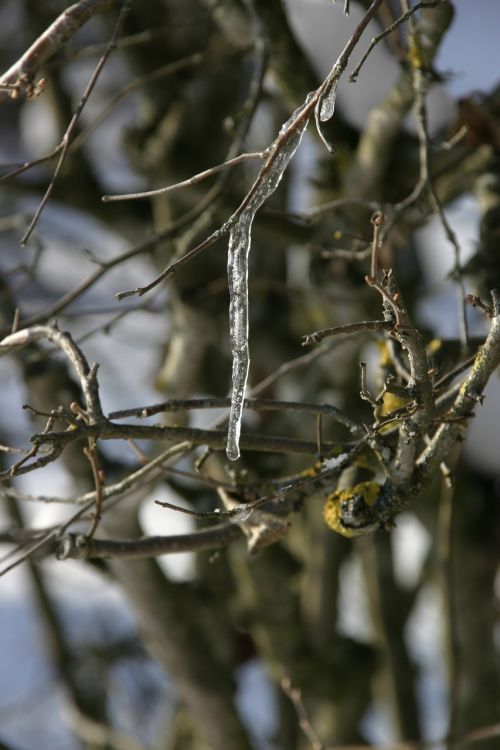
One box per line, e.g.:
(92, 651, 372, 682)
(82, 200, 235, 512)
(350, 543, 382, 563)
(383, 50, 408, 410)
(226, 213, 253, 461)
(226, 109, 310, 460)
(315, 66, 340, 153)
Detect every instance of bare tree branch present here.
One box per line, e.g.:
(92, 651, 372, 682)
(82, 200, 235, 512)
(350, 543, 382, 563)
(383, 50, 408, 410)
(0, 324, 104, 422)
(0, 0, 117, 103)
(19, 1, 130, 245)
(57, 524, 243, 560)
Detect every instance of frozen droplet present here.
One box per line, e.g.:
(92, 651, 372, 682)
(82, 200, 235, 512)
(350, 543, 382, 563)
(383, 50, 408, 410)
(229, 504, 253, 523)
(319, 84, 337, 122)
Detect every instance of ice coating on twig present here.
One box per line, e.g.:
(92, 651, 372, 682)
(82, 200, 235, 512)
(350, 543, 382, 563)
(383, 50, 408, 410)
(226, 106, 310, 460)
(315, 72, 340, 154)
(319, 82, 337, 122)
(229, 504, 254, 523)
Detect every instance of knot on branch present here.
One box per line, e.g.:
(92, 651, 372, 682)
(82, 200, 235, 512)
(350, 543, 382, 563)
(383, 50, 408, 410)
(56, 533, 89, 560)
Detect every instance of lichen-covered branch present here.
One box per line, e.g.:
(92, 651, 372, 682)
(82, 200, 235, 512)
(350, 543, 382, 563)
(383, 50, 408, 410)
(418, 291, 500, 477)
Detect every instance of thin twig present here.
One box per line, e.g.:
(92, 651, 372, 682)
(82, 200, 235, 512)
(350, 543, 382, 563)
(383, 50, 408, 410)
(248, 339, 345, 398)
(12, 421, 339, 460)
(0, 443, 25, 455)
(63, 703, 146, 750)
(9, 413, 57, 476)
(397, 2, 468, 348)
(4, 441, 194, 508)
(83, 439, 104, 538)
(102, 151, 265, 202)
(281, 676, 324, 750)
(0, 219, 198, 337)
(349, 1, 447, 82)
(363, 218, 434, 487)
(359, 361, 379, 408)
(418, 292, 500, 475)
(109, 396, 361, 434)
(19, 1, 130, 245)
(436, 450, 460, 750)
(284, 197, 380, 224)
(114, 0, 385, 300)
(1, 53, 203, 181)
(0, 0, 117, 103)
(0, 325, 104, 422)
(365, 214, 407, 331)
(302, 320, 392, 346)
(0, 529, 62, 577)
(71, 52, 203, 152)
(154, 499, 226, 520)
(114, 203, 232, 300)
(369, 209, 384, 278)
(10, 308, 20, 334)
(112, 37, 267, 301)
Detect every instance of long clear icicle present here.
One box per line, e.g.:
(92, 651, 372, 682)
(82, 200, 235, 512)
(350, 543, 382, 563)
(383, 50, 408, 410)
(226, 107, 310, 460)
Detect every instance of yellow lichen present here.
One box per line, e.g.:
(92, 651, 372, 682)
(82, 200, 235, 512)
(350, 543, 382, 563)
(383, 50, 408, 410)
(378, 391, 411, 417)
(301, 463, 322, 479)
(376, 340, 394, 368)
(427, 338, 443, 358)
(323, 481, 381, 538)
(375, 391, 413, 434)
(407, 37, 423, 70)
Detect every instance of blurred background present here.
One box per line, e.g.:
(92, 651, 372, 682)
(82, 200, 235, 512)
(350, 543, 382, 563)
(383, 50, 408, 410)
(1, 1, 500, 749)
